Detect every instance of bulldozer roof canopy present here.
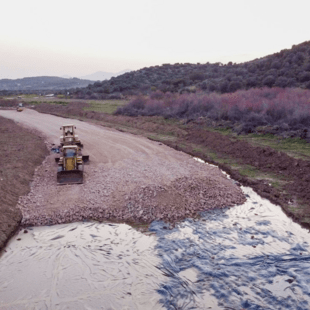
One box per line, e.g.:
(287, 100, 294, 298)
(62, 124, 75, 128)
(62, 145, 78, 149)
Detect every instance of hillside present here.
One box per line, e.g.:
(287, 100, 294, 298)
(0, 76, 93, 93)
(73, 41, 310, 99)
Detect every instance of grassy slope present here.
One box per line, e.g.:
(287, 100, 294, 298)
(22, 97, 129, 114)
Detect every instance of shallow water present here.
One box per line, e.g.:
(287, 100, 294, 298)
(150, 186, 310, 309)
(1, 172, 310, 309)
(0, 223, 165, 309)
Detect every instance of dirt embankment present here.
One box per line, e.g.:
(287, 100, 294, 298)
(0, 116, 48, 250)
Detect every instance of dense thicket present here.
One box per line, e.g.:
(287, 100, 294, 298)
(73, 41, 310, 99)
(115, 88, 310, 140)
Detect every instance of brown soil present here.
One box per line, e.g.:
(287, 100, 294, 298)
(0, 109, 245, 230)
(185, 125, 310, 202)
(0, 116, 48, 250)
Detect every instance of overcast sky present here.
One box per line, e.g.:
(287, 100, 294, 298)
(1, 0, 309, 79)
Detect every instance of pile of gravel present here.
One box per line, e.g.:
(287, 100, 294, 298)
(18, 148, 245, 227)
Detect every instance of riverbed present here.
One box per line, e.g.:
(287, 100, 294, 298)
(1, 185, 310, 309)
(1, 169, 310, 309)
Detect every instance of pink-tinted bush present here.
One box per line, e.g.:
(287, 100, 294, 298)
(115, 88, 310, 130)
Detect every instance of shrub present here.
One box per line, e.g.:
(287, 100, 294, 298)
(228, 81, 242, 92)
(304, 63, 310, 71)
(275, 76, 289, 87)
(263, 75, 276, 87)
(115, 88, 310, 136)
(130, 97, 146, 110)
(207, 82, 218, 92)
(189, 71, 205, 81)
(299, 72, 310, 82)
(150, 91, 164, 100)
(219, 80, 229, 93)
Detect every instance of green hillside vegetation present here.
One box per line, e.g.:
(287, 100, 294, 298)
(73, 41, 310, 99)
(0, 76, 94, 95)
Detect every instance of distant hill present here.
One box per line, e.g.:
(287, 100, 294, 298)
(73, 40, 310, 99)
(79, 70, 132, 81)
(0, 76, 93, 92)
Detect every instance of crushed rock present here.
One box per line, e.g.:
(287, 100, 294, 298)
(18, 147, 245, 227)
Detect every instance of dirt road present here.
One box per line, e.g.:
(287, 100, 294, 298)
(0, 109, 245, 226)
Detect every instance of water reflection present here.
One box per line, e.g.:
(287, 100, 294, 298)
(1, 188, 310, 309)
(0, 223, 164, 310)
(150, 187, 310, 309)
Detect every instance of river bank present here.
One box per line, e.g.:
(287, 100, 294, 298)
(2, 185, 310, 309)
(0, 116, 48, 250)
(0, 109, 245, 250)
(31, 101, 310, 228)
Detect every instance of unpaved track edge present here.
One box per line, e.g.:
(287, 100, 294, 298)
(0, 116, 49, 252)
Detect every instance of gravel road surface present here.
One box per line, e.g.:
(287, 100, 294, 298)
(0, 109, 245, 225)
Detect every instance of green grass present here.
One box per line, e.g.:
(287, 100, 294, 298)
(84, 100, 128, 114)
(199, 126, 310, 160)
(27, 100, 68, 106)
(23, 97, 85, 104)
(22, 94, 39, 99)
(147, 134, 177, 142)
(192, 145, 235, 165)
(208, 127, 232, 135)
(26, 101, 40, 105)
(190, 142, 292, 192)
(238, 165, 259, 178)
(23, 97, 129, 112)
(239, 133, 310, 160)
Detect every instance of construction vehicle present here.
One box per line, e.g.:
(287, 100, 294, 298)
(55, 145, 89, 184)
(17, 103, 24, 112)
(60, 124, 83, 147)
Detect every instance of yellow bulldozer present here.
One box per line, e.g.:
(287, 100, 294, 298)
(55, 145, 89, 184)
(16, 103, 24, 112)
(60, 124, 83, 147)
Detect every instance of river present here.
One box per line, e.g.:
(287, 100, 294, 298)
(1, 162, 310, 309)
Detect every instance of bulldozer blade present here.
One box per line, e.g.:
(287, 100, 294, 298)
(57, 170, 83, 185)
(82, 155, 89, 163)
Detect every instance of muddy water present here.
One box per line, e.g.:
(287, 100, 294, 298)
(1, 170, 310, 309)
(0, 223, 165, 309)
(150, 186, 310, 309)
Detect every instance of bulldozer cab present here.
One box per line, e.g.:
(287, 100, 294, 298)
(61, 124, 76, 136)
(59, 124, 83, 147)
(63, 146, 77, 157)
(57, 145, 83, 184)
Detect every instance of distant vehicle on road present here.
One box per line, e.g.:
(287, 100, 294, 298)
(16, 103, 24, 112)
